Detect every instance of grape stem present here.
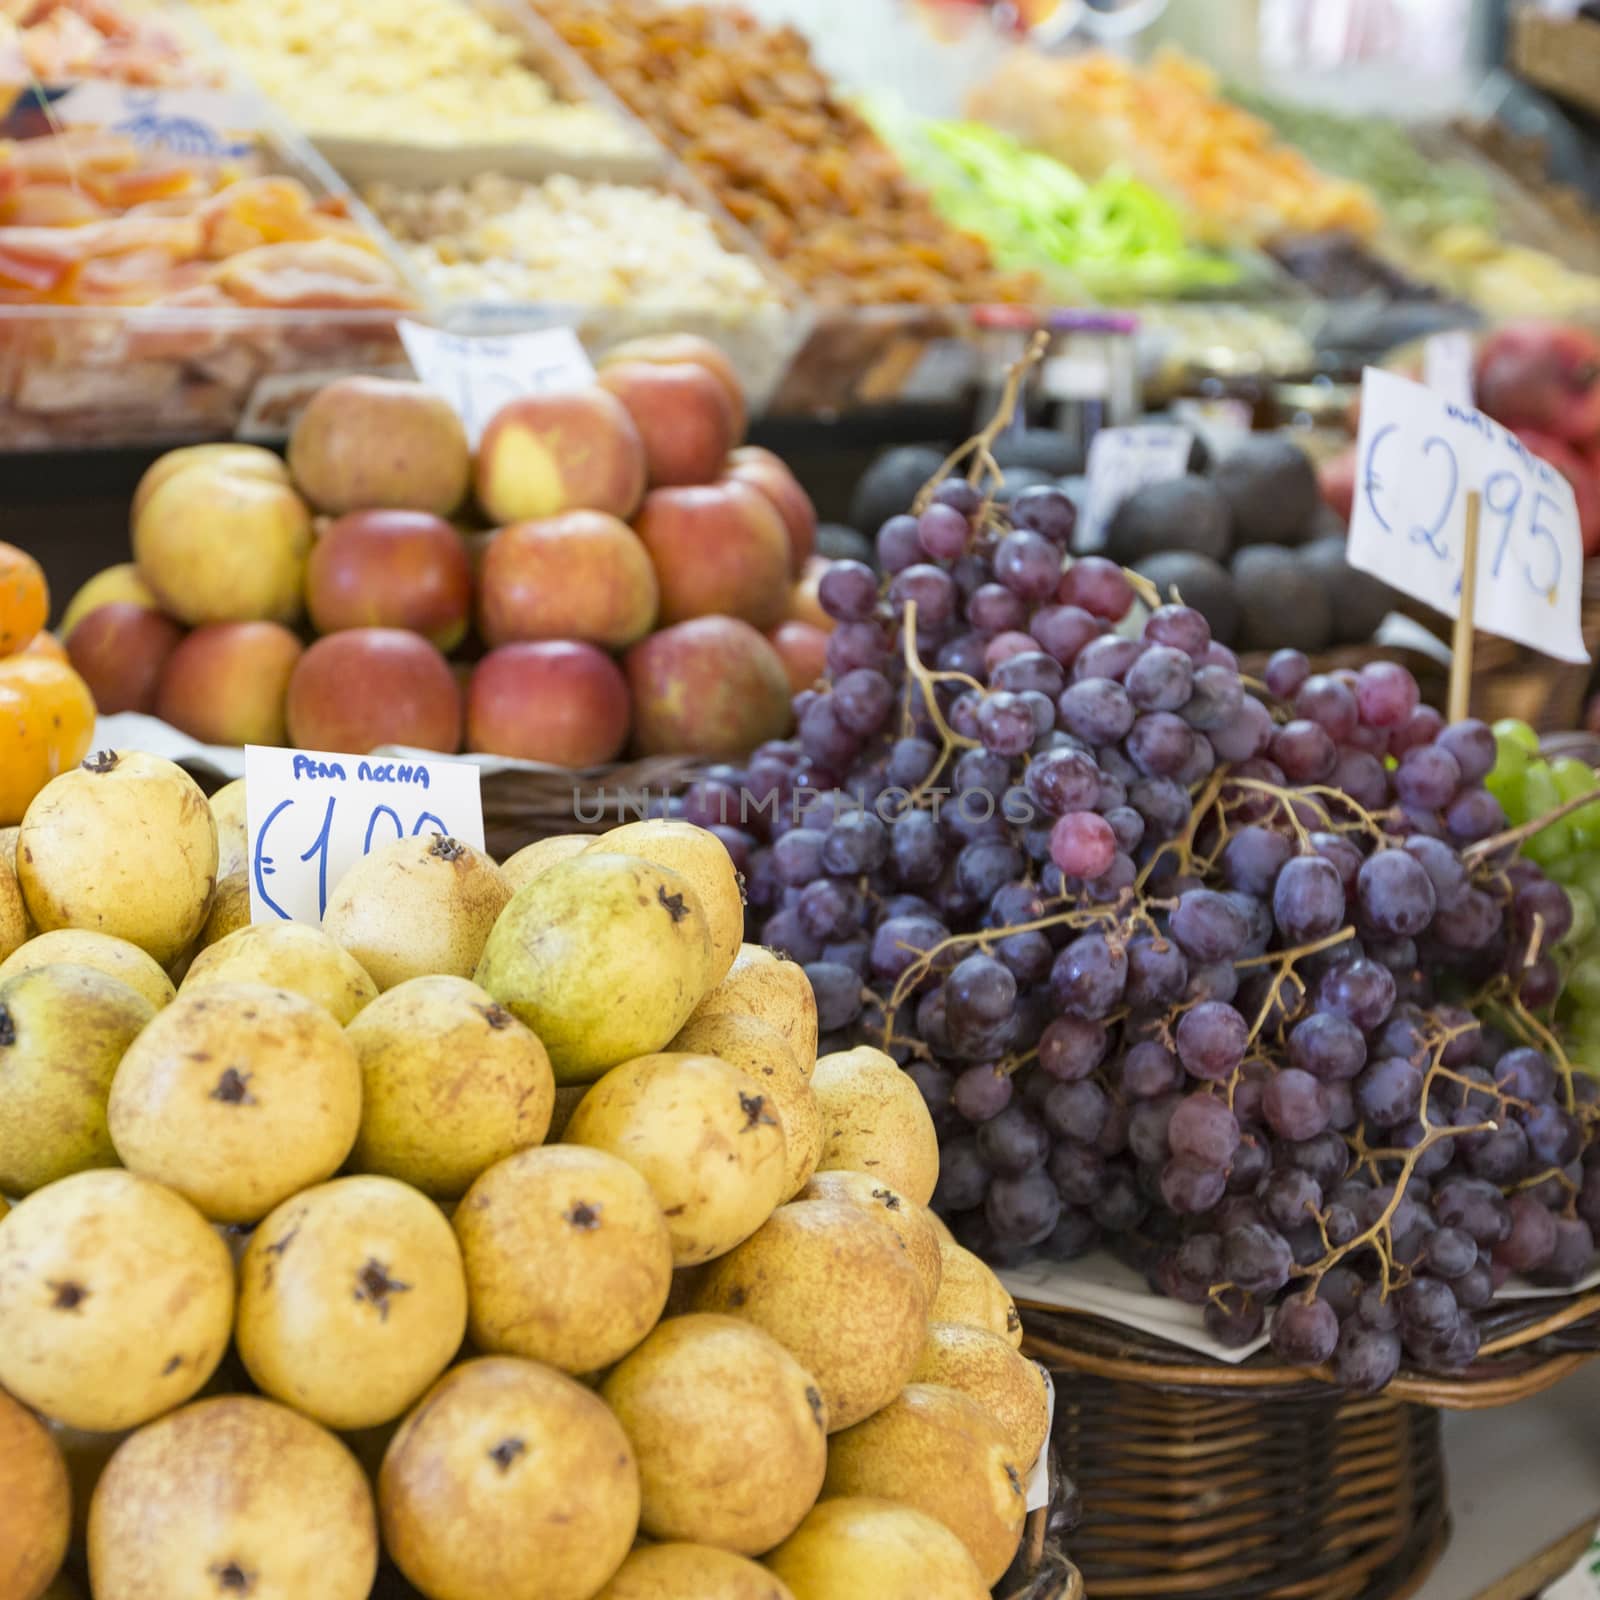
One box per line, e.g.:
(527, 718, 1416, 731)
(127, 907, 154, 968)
(911, 331, 1051, 515)
(1463, 773, 1600, 864)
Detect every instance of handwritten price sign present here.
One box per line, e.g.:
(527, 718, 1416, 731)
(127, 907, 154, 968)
(244, 745, 485, 926)
(1348, 367, 1589, 664)
(1079, 423, 1194, 551)
(398, 322, 596, 447)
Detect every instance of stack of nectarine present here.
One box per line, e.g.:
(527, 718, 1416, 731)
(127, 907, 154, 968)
(54, 336, 830, 767)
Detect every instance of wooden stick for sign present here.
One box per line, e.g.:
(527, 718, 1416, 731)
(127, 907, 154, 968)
(1449, 489, 1482, 724)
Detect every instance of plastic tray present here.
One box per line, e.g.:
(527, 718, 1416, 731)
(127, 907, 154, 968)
(0, 106, 429, 451)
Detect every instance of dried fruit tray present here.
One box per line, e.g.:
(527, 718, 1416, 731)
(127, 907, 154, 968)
(0, 110, 429, 451)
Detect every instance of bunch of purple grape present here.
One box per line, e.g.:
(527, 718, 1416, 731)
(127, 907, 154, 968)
(683, 475, 1600, 1392)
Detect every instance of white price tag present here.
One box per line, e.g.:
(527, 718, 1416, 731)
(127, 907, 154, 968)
(1422, 330, 1475, 409)
(1080, 423, 1194, 551)
(1041, 354, 1112, 402)
(245, 745, 485, 926)
(52, 84, 258, 157)
(398, 322, 596, 447)
(1024, 1365, 1055, 1512)
(1348, 367, 1589, 664)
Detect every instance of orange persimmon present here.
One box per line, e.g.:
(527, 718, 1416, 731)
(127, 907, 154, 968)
(0, 655, 97, 824)
(0, 542, 48, 657)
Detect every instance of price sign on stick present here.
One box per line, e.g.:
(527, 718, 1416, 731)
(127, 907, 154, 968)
(398, 322, 596, 447)
(1348, 367, 1589, 666)
(244, 745, 485, 926)
(1078, 423, 1193, 551)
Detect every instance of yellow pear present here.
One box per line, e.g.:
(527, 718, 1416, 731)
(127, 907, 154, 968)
(810, 1047, 939, 1206)
(0, 1388, 71, 1600)
(0, 1169, 234, 1431)
(693, 1200, 925, 1432)
(671, 1010, 821, 1199)
(932, 1240, 1023, 1349)
(198, 871, 251, 948)
(821, 1383, 1026, 1585)
(589, 819, 744, 984)
(182, 920, 378, 1024)
(324, 833, 512, 990)
(500, 833, 592, 892)
(912, 1323, 1049, 1468)
(0, 845, 26, 962)
(456, 1144, 672, 1374)
(380, 1357, 639, 1600)
(89, 1396, 377, 1600)
(602, 1313, 827, 1555)
(596, 1543, 796, 1600)
(209, 778, 250, 878)
(237, 1176, 468, 1430)
(17, 750, 218, 966)
(765, 1498, 987, 1600)
(0, 928, 175, 1010)
(475, 854, 714, 1083)
(566, 1052, 788, 1266)
(690, 945, 817, 1072)
(797, 1171, 941, 1308)
(347, 973, 554, 1199)
(108, 982, 362, 1224)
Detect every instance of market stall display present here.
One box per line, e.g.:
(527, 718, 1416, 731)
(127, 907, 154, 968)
(533, 0, 1034, 308)
(183, 0, 649, 171)
(0, 769, 1077, 1598)
(54, 342, 830, 765)
(4, 0, 215, 86)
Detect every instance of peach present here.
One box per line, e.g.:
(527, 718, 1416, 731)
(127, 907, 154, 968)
(477, 511, 658, 651)
(633, 480, 791, 632)
(59, 563, 160, 640)
(625, 616, 792, 759)
(726, 445, 816, 574)
(768, 620, 828, 694)
(288, 376, 472, 516)
(286, 628, 461, 755)
(306, 510, 474, 653)
(467, 641, 631, 767)
(475, 389, 647, 525)
(597, 361, 738, 488)
(788, 555, 836, 633)
(133, 463, 313, 626)
(65, 601, 184, 715)
(600, 334, 748, 439)
(131, 443, 288, 524)
(156, 621, 304, 747)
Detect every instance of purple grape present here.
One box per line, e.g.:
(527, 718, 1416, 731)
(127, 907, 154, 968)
(976, 691, 1036, 758)
(994, 530, 1062, 602)
(805, 961, 863, 1031)
(1532, 1217, 1595, 1285)
(822, 813, 888, 874)
(889, 563, 957, 627)
(1264, 1068, 1331, 1141)
(1125, 935, 1189, 1007)
(1223, 1223, 1293, 1294)
(1050, 931, 1128, 1020)
(1265, 649, 1311, 699)
(1211, 697, 1274, 763)
(1044, 1080, 1111, 1144)
(1038, 1017, 1108, 1082)
(993, 650, 1066, 698)
(1057, 555, 1132, 619)
(826, 620, 891, 676)
(1423, 1227, 1477, 1280)
(1011, 485, 1078, 544)
(976, 1105, 1051, 1177)
(1514, 877, 1575, 947)
(953, 1064, 1014, 1123)
(1270, 719, 1338, 783)
(1357, 850, 1437, 937)
(1331, 749, 1388, 810)
(1127, 712, 1196, 778)
(1272, 855, 1347, 944)
(1125, 645, 1194, 712)
(1356, 660, 1420, 728)
(868, 914, 948, 982)
(1288, 1011, 1367, 1082)
(819, 559, 880, 622)
(1295, 675, 1359, 741)
(1072, 634, 1143, 682)
(1175, 1002, 1248, 1082)
(1220, 826, 1294, 897)
(1401, 834, 1468, 912)
(1050, 812, 1116, 879)
(1272, 1297, 1339, 1364)
(1119, 1040, 1183, 1100)
(1523, 1104, 1582, 1167)
(946, 952, 1016, 1027)
(1170, 889, 1249, 963)
(1394, 745, 1462, 810)
(918, 502, 971, 561)
(1144, 603, 1211, 661)
(934, 1136, 990, 1211)
(1334, 1323, 1402, 1393)
(876, 514, 924, 573)
(1437, 718, 1496, 784)
(1026, 749, 1100, 817)
(969, 582, 1028, 633)
(1390, 703, 1445, 757)
(986, 1168, 1062, 1247)
(1161, 1157, 1228, 1214)
(1205, 1291, 1266, 1348)
(1434, 886, 1500, 949)
(1167, 1095, 1241, 1167)
(1355, 1057, 1423, 1128)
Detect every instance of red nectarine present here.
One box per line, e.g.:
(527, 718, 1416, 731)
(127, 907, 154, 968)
(475, 389, 647, 525)
(66, 601, 184, 715)
(467, 641, 630, 767)
(285, 628, 461, 754)
(477, 511, 658, 651)
(598, 361, 739, 488)
(306, 509, 474, 652)
(600, 334, 747, 440)
(156, 621, 303, 746)
(768, 620, 829, 694)
(726, 446, 816, 574)
(625, 616, 792, 759)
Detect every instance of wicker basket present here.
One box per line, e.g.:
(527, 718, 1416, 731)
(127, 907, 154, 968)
(1023, 1295, 1600, 1599)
